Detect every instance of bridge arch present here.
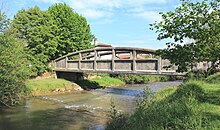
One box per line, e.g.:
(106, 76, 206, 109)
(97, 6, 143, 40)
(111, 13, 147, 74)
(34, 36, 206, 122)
(54, 47, 180, 75)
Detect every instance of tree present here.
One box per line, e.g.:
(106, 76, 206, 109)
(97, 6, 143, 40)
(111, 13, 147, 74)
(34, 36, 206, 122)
(10, 6, 57, 75)
(0, 11, 30, 106)
(151, 0, 220, 74)
(10, 4, 94, 75)
(48, 3, 94, 59)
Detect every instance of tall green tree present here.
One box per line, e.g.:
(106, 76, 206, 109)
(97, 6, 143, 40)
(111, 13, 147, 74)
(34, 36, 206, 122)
(10, 6, 57, 75)
(10, 4, 94, 75)
(151, 0, 220, 74)
(0, 12, 30, 106)
(48, 3, 94, 59)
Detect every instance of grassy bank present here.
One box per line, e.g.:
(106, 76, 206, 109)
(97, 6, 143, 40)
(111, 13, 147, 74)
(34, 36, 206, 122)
(26, 78, 80, 95)
(106, 73, 220, 130)
(76, 75, 125, 89)
(110, 74, 183, 84)
(77, 73, 180, 89)
(25, 74, 182, 95)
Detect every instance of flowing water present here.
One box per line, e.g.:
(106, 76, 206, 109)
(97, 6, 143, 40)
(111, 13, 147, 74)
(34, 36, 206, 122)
(0, 81, 182, 130)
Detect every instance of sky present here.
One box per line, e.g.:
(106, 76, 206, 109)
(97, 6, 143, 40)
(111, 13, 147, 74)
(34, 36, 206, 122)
(1, 0, 182, 49)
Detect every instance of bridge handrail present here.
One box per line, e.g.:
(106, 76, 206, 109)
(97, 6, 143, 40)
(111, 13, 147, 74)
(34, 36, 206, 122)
(54, 47, 156, 61)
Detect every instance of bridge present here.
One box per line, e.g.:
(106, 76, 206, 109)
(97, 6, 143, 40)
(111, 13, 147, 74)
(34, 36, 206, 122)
(54, 47, 184, 81)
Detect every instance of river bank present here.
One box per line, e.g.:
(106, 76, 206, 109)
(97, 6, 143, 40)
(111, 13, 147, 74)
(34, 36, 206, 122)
(26, 73, 179, 96)
(106, 73, 220, 130)
(26, 78, 83, 96)
(0, 81, 182, 130)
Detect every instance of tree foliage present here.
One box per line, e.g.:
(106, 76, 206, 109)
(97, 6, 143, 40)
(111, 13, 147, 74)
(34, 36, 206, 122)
(48, 3, 94, 58)
(10, 6, 57, 76)
(0, 12, 30, 106)
(10, 4, 94, 75)
(151, 0, 220, 74)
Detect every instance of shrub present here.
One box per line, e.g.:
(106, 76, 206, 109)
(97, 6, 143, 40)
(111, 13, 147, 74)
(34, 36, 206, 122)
(0, 33, 30, 106)
(111, 74, 169, 84)
(186, 70, 207, 81)
(106, 80, 219, 130)
(205, 72, 220, 84)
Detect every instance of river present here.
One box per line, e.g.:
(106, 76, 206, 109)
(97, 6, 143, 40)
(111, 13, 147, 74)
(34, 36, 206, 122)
(0, 81, 182, 130)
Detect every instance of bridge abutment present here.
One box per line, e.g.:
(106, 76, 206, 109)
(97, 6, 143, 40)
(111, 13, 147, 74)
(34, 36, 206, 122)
(56, 71, 84, 81)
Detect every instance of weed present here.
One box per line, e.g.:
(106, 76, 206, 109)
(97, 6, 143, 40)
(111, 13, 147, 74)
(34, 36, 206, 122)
(106, 73, 220, 129)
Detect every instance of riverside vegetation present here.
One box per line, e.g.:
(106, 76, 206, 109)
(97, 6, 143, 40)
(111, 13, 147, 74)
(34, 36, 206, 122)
(26, 73, 173, 94)
(0, 3, 94, 106)
(106, 73, 220, 130)
(26, 78, 81, 96)
(1, 0, 220, 107)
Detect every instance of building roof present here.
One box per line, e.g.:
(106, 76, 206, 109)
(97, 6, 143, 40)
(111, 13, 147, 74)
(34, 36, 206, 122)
(95, 43, 112, 48)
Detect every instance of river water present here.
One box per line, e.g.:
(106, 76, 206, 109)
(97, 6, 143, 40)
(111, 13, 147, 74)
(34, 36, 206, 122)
(0, 81, 182, 130)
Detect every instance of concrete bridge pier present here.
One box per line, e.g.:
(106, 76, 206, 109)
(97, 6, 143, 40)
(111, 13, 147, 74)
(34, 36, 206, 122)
(56, 71, 84, 81)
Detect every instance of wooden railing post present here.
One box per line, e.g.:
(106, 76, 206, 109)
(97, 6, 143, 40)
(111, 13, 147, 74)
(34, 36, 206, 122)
(94, 50, 97, 70)
(112, 49, 115, 71)
(65, 57, 68, 70)
(130, 51, 132, 59)
(133, 50, 136, 72)
(79, 53, 82, 70)
(157, 57, 161, 74)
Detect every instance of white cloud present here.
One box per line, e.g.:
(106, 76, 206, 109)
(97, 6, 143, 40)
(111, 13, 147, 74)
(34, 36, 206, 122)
(67, 0, 169, 20)
(68, 0, 116, 19)
(31, 0, 60, 4)
(123, 0, 167, 7)
(81, 9, 109, 19)
(136, 11, 162, 22)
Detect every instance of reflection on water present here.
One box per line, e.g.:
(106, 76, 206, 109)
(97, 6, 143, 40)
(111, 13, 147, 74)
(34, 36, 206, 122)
(0, 81, 182, 130)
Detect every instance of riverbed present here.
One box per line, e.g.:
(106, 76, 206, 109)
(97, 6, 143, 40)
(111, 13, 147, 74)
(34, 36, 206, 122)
(0, 81, 182, 130)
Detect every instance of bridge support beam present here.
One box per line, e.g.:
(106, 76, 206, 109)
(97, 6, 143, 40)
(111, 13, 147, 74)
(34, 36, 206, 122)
(56, 71, 84, 81)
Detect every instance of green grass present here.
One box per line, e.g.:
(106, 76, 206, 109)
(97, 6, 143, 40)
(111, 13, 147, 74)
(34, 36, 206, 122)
(91, 76, 125, 87)
(26, 78, 79, 93)
(106, 73, 220, 130)
(111, 74, 171, 84)
(76, 76, 125, 89)
(206, 72, 220, 84)
(113, 74, 184, 84)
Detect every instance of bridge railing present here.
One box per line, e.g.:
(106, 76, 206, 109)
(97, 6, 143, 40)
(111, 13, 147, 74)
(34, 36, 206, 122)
(54, 47, 181, 75)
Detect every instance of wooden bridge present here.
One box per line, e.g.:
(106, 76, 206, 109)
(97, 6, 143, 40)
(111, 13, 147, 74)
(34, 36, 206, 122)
(54, 47, 184, 79)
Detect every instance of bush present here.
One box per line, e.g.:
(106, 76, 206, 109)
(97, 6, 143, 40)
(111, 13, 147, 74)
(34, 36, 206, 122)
(186, 70, 207, 81)
(107, 80, 220, 130)
(0, 33, 30, 106)
(205, 72, 220, 84)
(111, 74, 169, 84)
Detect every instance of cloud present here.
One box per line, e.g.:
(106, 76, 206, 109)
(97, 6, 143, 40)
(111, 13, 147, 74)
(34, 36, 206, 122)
(68, 0, 116, 19)
(80, 9, 110, 19)
(136, 11, 162, 22)
(31, 0, 60, 4)
(67, 0, 169, 20)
